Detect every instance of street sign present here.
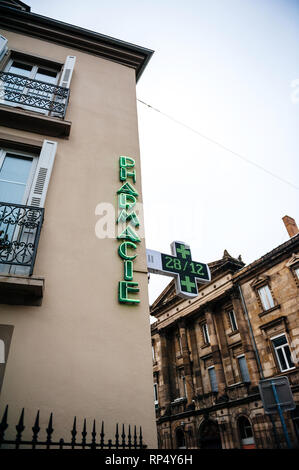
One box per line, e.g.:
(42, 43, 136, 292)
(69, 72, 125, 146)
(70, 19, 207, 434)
(146, 241, 211, 299)
(259, 376, 296, 414)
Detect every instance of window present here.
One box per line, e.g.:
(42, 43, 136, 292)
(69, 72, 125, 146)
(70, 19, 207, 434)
(152, 342, 156, 362)
(228, 310, 238, 332)
(271, 334, 295, 372)
(258, 285, 275, 311)
(208, 366, 218, 392)
(153, 383, 158, 406)
(238, 416, 255, 448)
(0, 150, 37, 205)
(237, 355, 250, 383)
(177, 334, 183, 355)
(0, 141, 57, 276)
(4, 58, 60, 115)
(202, 323, 210, 344)
(182, 376, 187, 398)
(178, 369, 187, 398)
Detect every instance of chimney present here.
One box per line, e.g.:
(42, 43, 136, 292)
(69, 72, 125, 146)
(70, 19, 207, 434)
(282, 215, 299, 238)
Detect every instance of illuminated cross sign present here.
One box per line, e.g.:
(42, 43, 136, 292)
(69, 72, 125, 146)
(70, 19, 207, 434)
(146, 241, 211, 299)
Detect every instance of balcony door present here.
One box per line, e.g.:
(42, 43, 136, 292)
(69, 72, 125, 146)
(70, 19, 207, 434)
(4, 59, 59, 114)
(0, 151, 37, 205)
(0, 150, 37, 274)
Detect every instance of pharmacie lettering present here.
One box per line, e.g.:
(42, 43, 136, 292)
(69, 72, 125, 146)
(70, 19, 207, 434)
(117, 156, 140, 304)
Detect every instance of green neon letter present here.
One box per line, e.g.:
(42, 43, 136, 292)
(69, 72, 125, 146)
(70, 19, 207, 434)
(119, 156, 136, 183)
(118, 281, 140, 304)
(118, 241, 137, 260)
(118, 193, 136, 210)
(124, 260, 134, 281)
(117, 182, 139, 197)
(117, 209, 140, 227)
(117, 225, 141, 243)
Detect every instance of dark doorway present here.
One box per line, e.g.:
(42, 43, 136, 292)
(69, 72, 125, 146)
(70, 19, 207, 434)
(198, 419, 222, 449)
(175, 428, 186, 449)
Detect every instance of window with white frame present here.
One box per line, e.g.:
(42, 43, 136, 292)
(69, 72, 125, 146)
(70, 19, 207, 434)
(258, 285, 275, 311)
(208, 366, 218, 392)
(153, 383, 158, 406)
(0, 149, 37, 205)
(202, 323, 210, 344)
(237, 355, 250, 383)
(271, 334, 295, 372)
(228, 310, 238, 332)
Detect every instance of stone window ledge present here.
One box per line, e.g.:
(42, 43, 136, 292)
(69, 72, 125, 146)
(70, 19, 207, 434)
(228, 329, 239, 337)
(0, 105, 71, 138)
(258, 304, 281, 318)
(0, 274, 44, 306)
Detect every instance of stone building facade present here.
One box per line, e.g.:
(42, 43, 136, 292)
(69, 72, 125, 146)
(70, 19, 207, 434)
(151, 221, 299, 449)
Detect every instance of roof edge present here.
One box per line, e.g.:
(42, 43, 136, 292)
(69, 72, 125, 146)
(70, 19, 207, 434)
(0, 5, 154, 81)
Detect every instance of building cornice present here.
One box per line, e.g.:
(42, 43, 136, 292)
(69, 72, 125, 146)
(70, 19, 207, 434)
(0, 5, 154, 81)
(233, 234, 299, 283)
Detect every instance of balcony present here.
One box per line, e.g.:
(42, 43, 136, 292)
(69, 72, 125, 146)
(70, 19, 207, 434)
(0, 202, 44, 305)
(0, 72, 71, 137)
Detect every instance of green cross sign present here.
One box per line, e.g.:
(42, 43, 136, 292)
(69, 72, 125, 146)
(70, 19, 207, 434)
(146, 241, 211, 299)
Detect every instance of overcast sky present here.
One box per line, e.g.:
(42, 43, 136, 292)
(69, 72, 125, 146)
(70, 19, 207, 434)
(28, 0, 299, 304)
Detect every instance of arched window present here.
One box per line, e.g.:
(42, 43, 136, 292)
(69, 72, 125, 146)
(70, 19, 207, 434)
(238, 416, 255, 449)
(176, 428, 186, 449)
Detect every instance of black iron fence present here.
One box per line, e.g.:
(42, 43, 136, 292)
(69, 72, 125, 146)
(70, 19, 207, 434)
(0, 71, 70, 118)
(0, 406, 147, 450)
(0, 202, 44, 275)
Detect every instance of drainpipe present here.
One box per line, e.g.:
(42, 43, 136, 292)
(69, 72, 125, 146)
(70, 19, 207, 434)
(237, 283, 280, 449)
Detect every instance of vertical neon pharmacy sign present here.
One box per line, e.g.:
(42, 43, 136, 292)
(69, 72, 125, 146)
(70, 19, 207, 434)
(117, 156, 141, 304)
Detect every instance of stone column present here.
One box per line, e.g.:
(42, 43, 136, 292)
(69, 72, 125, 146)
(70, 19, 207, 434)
(178, 319, 194, 406)
(159, 330, 172, 413)
(205, 308, 226, 396)
(231, 290, 260, 386)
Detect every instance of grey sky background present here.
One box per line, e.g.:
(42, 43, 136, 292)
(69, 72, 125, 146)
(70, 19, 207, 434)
(28, 0, 299, 304)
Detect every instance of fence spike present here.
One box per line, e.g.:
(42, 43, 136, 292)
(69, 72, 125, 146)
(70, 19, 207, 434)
(91, 419, 96, 449)
(139, 426, 143, 448)
(100, 420, 104, 448)
(46, 412, 54, 448)
(15, 408, 25, 449)
(0, 405, 8, 445)
(128, 424, 132, 448)
(121, 423, 125, 447)
(71, 416, 77, 448)
(82, 418, 87, 447)
(115, 423, 119, 448)
(32, 410, 40, 447)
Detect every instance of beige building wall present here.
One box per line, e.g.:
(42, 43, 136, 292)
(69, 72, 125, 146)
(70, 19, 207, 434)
(0, 29, 157, 448)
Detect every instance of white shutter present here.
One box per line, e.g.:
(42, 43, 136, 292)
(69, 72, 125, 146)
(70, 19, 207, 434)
(59, 55, 76, 88)
(27, 140, 57, 208)
(0, 35, 8, 62)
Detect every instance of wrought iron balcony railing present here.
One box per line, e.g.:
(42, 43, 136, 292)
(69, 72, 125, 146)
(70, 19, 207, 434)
(0, 202, 44, 276)
(0, 71, 70, 118)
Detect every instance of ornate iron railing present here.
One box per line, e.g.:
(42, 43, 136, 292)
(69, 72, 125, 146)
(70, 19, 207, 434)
(0, 71, 70, 118)
(0, 406, 147, 450)
(0, 202, 44, 275)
